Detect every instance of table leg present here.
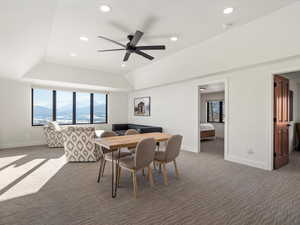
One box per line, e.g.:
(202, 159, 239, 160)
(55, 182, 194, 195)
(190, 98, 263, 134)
(111, 150, 115, 198)
(112, 148, 121, 198)
(114, 148, 121, 196)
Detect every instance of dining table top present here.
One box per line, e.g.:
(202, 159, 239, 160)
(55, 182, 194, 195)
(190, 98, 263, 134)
(94, 132, 172, 150)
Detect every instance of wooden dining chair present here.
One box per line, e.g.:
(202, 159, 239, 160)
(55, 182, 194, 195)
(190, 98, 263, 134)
(154, 135, 183, 185)
(97, 131, 132, 183)
(117, 138, 156, 198)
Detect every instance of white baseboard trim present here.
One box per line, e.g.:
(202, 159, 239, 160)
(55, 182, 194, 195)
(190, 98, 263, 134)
(0, 140, 46, 150)
(226, 155, 269, 170)
(182, 145, 196, 153)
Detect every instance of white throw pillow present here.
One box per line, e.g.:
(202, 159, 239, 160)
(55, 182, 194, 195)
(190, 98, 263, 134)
(48, 121, 61, 131)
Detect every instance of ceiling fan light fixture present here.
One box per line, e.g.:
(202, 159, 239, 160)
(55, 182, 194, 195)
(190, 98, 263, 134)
(99, 5, 111, 13)
(80, 36, 89, 42)
(170, 36, 178, 42)
(97, 30, 165, 62)
(223, 7, 234, 15)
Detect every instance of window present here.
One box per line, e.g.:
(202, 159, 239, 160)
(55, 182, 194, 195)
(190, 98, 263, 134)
(32, 89, 53, 125)
(56, 91, 73, 124)
(32, 88, 108, 126)
(76, 92, 91, 124)
(207, 100, 224, 123)
(94, 93, 107, 123)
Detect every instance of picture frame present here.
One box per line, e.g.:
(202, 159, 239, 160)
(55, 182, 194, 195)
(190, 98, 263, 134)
(134, 97, 151, 116)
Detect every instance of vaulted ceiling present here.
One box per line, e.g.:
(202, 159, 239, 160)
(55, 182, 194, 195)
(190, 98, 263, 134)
(0, 0, 297, 80)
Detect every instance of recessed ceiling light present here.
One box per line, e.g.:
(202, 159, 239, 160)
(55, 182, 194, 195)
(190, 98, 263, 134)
(80, 36, 89, 42)
(100, 5, 111, 12)
(223, 7, 234, 15)
(70, 53, 77, 57)
(199, 88, 206, 91)
(170, 36, 178, 42)
(121, 62, 126, 67)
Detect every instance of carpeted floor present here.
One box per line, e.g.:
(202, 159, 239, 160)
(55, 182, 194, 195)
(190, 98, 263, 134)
(201, 138, 224, 157)
(1, 143, 300, 225)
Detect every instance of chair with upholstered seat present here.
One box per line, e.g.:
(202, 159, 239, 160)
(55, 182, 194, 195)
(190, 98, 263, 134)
(124, 129, 139, 153)
(117, 138, 156, 198)
(44, 121, 65, 148)
(97, 131, 132, 183)
(154, 135, 183, 185)
(62, 126, 100, 162)
(124, 129, 139, 135)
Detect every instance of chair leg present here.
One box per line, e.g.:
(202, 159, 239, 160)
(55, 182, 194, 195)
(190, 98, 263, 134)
(159, 162, 162, 173)
(148, 166, 154, 187)
(173, 160, 179, 178)
(142, 168, 145, 176)
(101, 160, 106, 177)
(132, 170, 138, 198)
(97, 158, 104, 183)
(162, 163, 168, 185)
(153, 161, 157, 170)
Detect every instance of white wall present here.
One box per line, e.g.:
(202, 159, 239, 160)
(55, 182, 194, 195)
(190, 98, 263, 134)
(128, 56, 300, 171)
(0, 77, 128, 149)
(200, 92, 225, 138)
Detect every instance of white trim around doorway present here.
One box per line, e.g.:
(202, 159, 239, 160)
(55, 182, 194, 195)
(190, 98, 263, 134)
(197, 79, 229, 161)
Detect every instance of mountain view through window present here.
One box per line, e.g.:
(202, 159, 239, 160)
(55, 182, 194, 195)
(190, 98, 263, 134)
(32, 89, 53, 125)
(32, 88, 107, 125)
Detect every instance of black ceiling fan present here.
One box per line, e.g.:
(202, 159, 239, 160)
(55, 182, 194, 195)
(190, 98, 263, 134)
(97, 30, 166, 62)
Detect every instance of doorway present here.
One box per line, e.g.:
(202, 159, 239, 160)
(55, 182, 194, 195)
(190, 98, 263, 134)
(198, 81, 227, 159)
(273, 72, 300, 169)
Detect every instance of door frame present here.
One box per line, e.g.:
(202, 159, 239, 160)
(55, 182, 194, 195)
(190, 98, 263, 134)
(269, 68, 300, 170)
(197, 79, 229, 160)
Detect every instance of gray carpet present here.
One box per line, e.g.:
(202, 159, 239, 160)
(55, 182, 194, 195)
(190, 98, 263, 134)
(1, 142, 300, 225)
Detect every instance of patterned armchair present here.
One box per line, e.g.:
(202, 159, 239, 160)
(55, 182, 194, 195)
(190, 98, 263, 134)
(62, 126, 100, 162)
(44, 121, 65, 148)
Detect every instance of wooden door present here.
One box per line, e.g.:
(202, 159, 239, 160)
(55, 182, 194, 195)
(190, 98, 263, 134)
(274, 75, 290, 169)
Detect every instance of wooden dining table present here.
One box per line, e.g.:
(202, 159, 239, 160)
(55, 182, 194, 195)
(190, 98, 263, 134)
(94, 132, 172, 198)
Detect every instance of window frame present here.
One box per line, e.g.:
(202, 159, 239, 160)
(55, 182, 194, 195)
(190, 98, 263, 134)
(93, 93, 108, 125)
(206, 100, 224, 123)
(31, 88, 108, 126)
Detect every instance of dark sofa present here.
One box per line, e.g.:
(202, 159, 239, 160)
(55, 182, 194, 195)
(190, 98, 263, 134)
(112, 124, 163, 136)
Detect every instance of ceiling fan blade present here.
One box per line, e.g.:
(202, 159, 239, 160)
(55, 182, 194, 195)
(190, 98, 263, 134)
(130, 30, 144, 46)
(135, 45, 166, 50)
(97, 48, 126, 52)
(98, 35, 126, 48)
(123, 52, 131, 61)
(109, 21, 132, 34)
(135, 50, 154, 60)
